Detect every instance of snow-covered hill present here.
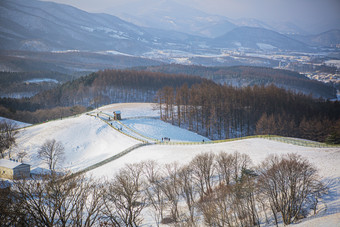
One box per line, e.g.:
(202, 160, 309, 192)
(10, 103, 340, 226)
(16, 114, 140, 172)
(15, 103, 209, 172)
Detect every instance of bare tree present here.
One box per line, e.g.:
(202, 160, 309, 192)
(177, 164, 198, 225)
(17, 150, 28, 162)
(159, 162, 181, 223)
(10, 172, 104, 227)
(258, 153, 326, 225)
(67, 176, 105, 227)
(190, 152, 215, 197)
(198, 184, 238, 227)
(0, 120, 18, 158)
(215, 151, 235, 186)
(38, 139, 65, 171)
(232, 151, 252, 183)
(0, 179, 30, 226)
(143, 161, 166, 226)
(198, 161, 259, 227)
(102, 163, 146, 227)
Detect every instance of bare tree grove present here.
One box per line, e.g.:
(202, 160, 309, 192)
(0, 152, 327, 226)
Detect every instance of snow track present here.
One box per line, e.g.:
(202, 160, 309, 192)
(73, 143, 149, 176)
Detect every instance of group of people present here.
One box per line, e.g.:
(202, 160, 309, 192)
(161, 137, 170, 142)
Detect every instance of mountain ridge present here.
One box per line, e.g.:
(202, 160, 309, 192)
(213, 26, 310, 51)
(0, 0, 315, 55)
(2, 0, 339, 57)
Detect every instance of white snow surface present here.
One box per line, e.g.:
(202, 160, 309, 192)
(10, 103, 340, 226)
(122, 118, 209, 142)
(292, 213, 340, 227)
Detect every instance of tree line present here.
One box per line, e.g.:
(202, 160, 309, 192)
(155, 82, 340, 142)
(1, 151, 326, 226)
(30, 69, 207, 108)
(0, 70, 207, 123)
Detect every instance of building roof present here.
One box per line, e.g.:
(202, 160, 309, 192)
(0, 159, 28, 169)
(114, 111, 121, 114)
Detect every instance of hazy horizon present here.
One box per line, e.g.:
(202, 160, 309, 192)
(40, 0, 340, 34)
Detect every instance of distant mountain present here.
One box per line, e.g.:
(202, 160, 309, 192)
(230, 18, 307, 35)
(269, 21, 307, 35)
(0, 0, 325, 58)
(106, 0, 237, 38)
(230, 18, 273, 30)
(289, 29, 340, 48)
(0, 0, 217, 55)
(0, 0, 159, 54)
(213, 27, 310, 51)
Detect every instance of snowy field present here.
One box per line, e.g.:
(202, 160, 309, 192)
(122, 118, 209, 142)
(6, 103, 340, 226)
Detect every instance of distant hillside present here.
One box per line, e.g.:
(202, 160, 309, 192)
(290, 29, 340, 48)
(0, 50, 163, 73)
(0, 0, 211, 55)
(135, 65, 336, 99)
(0, 0, 156, 53)
(213, 27, 310, 51)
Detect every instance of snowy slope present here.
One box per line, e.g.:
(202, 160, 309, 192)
(15, 103, 209, 171)
(16, 114, 140, 172)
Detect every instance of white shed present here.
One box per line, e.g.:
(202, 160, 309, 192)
(0, 159, 30, 180)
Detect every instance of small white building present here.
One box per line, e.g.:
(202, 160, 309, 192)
(113, 111, 122, 120)
(0, 159, 30, 180)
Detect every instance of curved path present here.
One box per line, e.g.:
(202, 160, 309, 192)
(72, 143, 149, 177)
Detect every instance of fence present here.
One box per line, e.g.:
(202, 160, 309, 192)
(156, 135, 340, 148)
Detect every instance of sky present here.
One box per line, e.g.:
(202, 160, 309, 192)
(41, 0, 340, 33)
